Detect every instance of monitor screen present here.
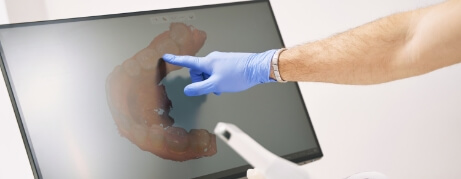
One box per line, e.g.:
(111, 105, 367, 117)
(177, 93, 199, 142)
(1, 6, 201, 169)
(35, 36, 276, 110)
(0, 1, 322, 178)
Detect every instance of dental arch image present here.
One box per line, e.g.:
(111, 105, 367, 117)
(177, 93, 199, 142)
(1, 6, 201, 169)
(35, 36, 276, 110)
(106, 22, 217, 162)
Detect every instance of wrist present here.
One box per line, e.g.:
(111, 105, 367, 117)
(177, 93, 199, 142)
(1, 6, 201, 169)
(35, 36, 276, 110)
(249, 49, 277, 84)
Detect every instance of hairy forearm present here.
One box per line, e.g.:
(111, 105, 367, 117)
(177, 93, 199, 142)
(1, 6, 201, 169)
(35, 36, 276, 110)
(273, 0, 461, 84)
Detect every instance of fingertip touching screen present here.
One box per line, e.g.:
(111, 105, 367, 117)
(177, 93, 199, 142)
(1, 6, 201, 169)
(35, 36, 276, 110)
(0, 0, 322, 178)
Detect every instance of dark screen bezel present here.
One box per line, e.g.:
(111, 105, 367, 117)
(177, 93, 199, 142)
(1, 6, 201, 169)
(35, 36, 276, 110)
(0, 0, 323, 178)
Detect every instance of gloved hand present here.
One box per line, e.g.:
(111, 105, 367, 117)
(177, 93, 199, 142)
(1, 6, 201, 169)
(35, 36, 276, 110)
(162, 49, 277, 96)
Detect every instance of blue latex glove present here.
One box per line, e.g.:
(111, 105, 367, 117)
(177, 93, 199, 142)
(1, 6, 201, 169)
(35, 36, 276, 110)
(162, 50, 277, 96)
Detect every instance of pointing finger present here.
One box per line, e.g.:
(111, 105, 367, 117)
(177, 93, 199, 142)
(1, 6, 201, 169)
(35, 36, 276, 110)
(162, 54, 202, 69)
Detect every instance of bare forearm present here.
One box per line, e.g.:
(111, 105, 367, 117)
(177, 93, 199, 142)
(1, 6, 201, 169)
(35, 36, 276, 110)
(274, 0, 461, 84)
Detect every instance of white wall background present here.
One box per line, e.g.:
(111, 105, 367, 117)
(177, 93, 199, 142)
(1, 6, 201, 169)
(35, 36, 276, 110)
(0, 0, 8, 23)
(2, 0, 461, 178)
(1, 1, 35, 179)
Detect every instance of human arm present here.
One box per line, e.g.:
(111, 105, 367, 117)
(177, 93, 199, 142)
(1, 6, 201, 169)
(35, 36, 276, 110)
(162, 0, 461, 96)
(274, 0, 461, 84)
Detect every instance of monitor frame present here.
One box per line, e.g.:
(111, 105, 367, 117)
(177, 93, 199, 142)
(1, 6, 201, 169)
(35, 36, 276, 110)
(0, 0, 323, 178)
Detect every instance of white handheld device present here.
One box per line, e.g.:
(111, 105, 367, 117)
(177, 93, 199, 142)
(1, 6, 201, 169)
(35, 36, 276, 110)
(214, 122, 388, 179)
(214, 122, 310, 179)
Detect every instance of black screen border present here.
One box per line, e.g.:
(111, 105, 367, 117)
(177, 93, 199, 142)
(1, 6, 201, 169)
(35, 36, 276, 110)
(0, 0, 323, 178)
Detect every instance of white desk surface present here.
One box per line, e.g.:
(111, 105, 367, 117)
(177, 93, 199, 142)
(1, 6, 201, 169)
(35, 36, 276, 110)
(2, 0, 461, 178)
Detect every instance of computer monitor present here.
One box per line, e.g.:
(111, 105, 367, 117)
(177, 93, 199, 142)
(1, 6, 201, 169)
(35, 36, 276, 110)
(0, 0, 322, 178)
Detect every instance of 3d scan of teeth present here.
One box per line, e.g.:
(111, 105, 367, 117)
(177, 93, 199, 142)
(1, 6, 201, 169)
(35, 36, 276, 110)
(106, 23, 216, 162)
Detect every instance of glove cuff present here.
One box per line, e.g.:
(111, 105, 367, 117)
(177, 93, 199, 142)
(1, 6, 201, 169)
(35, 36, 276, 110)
(251, 49, 277, 84)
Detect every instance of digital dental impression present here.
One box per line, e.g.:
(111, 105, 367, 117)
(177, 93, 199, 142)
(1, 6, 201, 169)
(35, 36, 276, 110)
(106, 23, 217, 162)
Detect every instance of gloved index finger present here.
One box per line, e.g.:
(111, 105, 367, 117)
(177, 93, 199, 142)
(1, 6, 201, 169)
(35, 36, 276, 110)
(162, 54, 202, 69)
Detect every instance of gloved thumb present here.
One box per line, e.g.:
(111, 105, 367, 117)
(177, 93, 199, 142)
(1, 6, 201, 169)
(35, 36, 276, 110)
(247, 168, 265, 179)
(184, 76, 218, 96)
